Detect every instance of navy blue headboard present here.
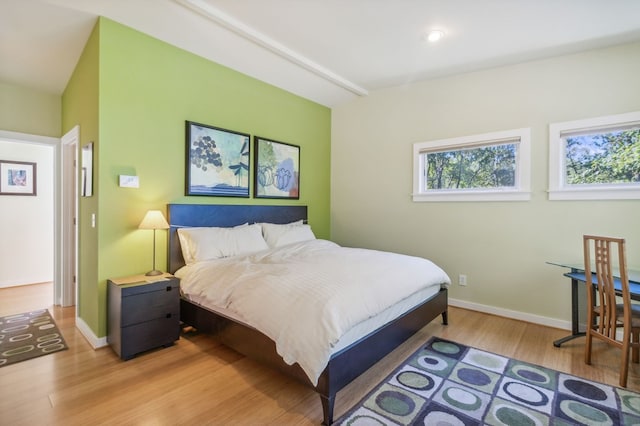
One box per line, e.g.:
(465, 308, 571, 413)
(167, 204, 308, 273)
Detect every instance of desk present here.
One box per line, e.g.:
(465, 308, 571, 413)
(548, 262, 640, 347)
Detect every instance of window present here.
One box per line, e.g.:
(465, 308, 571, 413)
(413, 128, 531, 202)
(549, 111, 640, 200)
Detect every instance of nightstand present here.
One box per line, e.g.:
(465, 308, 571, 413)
(107, 273, 180, 360)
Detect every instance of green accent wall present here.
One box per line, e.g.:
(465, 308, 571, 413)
(62, 22, 100, 329)
(63, 17, 331, 338)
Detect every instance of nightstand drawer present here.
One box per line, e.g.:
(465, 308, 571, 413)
(120, 317, 180, 360)
(121, 287, 179, 326)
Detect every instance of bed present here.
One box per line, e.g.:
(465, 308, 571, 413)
(167, 203, 449, 425)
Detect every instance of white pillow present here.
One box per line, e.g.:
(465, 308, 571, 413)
(261, 221, 316, 248)
(260, 220, 304, 248)
(177, 223, 268, 264)
(177, 223, 246, 264)
(275, 224, 316, 247)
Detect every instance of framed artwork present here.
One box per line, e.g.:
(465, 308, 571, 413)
(186, 121, 250, 197)
(254, 136, 300, 199)
(0, 160, 37, 196)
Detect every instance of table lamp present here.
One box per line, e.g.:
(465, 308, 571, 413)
(139, 210, 170, 276)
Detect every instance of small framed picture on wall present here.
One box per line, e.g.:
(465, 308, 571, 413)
(254, 136, 300, 199)
(0, 160, 37, 196)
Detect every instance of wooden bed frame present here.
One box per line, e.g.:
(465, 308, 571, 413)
(167, 204, 448, 425)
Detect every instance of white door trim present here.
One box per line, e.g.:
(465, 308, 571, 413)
(60, 126, 79, 308)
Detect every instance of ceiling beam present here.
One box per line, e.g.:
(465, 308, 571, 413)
(174, 0, 368, 97)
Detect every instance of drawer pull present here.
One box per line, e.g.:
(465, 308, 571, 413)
(166, 313, 172, 319)
(166, 286, 173, 292)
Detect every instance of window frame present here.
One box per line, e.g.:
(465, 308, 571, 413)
(412, 128, 531, 202)
(548, 111, 640, 201)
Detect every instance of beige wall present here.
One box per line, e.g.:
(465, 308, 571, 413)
(0, 139, 54, 288)
(331, 41, 640, 328)
(0, 82, 61, 137)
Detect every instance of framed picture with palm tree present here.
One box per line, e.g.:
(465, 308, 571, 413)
(185, 121, 250, 197)
(254, 136, 300, 199)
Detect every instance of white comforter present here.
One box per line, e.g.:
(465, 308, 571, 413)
(176, 239, 450, 385)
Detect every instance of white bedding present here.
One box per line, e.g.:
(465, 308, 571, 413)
(176, 239, 450, 385)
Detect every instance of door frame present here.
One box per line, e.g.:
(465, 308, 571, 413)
(59, 125, 79, 308)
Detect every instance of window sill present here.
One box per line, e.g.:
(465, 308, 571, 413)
(413, 190, 531, 202)
(548, 187, 640, 201)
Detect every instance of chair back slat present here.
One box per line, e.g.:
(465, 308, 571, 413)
(583, 234, 636, 388)
(584, 235, 629, 339)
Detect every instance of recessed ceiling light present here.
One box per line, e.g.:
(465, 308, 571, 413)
(425, 30, 445, 43)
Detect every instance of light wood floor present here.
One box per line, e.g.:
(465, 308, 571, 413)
(1, 283, 638, 425)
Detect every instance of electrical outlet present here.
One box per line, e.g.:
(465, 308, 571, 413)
(459, 274, 467, 286)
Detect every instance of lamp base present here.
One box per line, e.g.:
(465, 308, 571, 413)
(145, 270, 164, 276)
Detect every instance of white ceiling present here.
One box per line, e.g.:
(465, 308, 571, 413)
(3, 0, 640, 107)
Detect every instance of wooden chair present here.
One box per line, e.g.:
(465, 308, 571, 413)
(584, 235, 640, 387)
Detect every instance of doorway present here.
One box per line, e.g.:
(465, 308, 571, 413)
(0, 128, 77, 309)
(0, 131, 54, 291)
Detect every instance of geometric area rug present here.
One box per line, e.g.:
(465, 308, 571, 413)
(336, 337, 640, 425)
(0, 309, 68, 368)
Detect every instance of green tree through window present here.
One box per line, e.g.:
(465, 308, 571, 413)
(413, 127, 530, 201)
(425, 143, 517, 190)
(565, 128, 640, 185)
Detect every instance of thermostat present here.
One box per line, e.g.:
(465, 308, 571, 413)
(119, 175, 139, 188)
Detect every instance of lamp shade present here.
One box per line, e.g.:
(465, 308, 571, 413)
(138, 210, 169, 230)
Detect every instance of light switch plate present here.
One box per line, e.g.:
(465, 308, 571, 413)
(119, 175, 139, 188)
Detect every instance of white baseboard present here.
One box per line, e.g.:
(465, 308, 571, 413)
(449, 298, 571, 331)
(75, 315, 109, 348)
